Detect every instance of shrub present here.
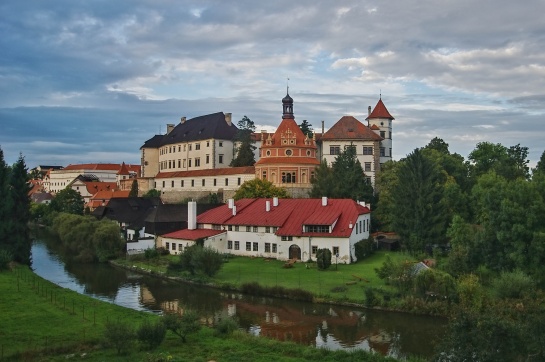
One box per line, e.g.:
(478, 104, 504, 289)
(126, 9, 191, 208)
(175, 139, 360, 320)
(162, 311, 200, 342)
(144, 248, 160, 259)
(103, 319, 135, 355)
(192, 246, 224, 277)
(316, 248, 332, 270)
(214, 317, 239, 336)
(136, 319, 166, 350)
(355, 237, 376, 261)
(0, 249, 13, 270)
(492, 270, 535, 299)
(179, 245, 199, 275)
(364, 287, 378, 307)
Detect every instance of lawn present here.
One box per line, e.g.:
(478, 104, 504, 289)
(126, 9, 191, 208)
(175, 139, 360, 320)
(117, 251, 416, 303)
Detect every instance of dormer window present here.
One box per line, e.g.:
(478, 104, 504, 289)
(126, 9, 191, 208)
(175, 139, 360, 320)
(305, 225, 330, 233)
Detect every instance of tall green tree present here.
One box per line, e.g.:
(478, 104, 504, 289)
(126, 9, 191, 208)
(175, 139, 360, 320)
(374, 160, 401, 231)
(298, 120, 313, 137)
(231, 116, 256, 167)
(309, 159, 335, 198)
(533, 149, 545, 176)
(234, 178, 289, 200)
(0, 147, 9, 256)
(469, 142, 530, 181)
(50, 188, 84, 215)
(129, 179, 139, 197)
(5, 154, 32, 265)
(391, 148, 446, 252)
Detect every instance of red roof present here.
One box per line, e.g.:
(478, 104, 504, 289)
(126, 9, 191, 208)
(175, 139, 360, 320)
(156, 166, 255, 179)
(321, 116, 383, 141)
(197, 198, 370, 238)
(63, 163, 141, 173)
(163, 229, 226, 240)
(366, 99, 394, 120)
(117, 162, 130, 175)
(84, 182, 117, 194)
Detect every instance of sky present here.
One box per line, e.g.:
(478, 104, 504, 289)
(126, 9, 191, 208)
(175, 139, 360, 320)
(1, 0, 545, 169)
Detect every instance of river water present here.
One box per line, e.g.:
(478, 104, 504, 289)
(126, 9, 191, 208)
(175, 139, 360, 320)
(31, 240, 446, 359)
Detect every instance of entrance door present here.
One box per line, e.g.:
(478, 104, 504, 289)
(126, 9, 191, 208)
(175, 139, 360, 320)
(289, 245, 301, 260)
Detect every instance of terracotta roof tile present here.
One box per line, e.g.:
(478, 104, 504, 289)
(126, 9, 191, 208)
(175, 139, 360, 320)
(84, 182, 117, 194)
(366, 99, 394, 120)
(156, 166, 255, 179)
(163, 229, 226, 240)
(321, 116, 383, 141)
(64, 163, 141, 173)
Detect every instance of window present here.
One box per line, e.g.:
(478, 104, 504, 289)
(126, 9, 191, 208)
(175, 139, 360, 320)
(312, 246, 318, 255)
(195, 158, 200, 167)
(281, 171, 296, 183)
(228, 225, 232, 231)
(306, 225, 330, 233)
(253, 242, 258, 251)
(246, 242, 251, 251)
(285, 149, 292, 156)
(246, 226, 251, 232)
(389, 148, 392, 157)
(253, 226, 258, 232)
(171, 181, 174, 187)
(265, 226, 270, 233)
(272, 243, 277, 253)
(189, 144, 192, 151)
(178, 159, 181, 168)
(333, 246, 339, 256)
(262, 171, 267, 180)
(380, 147, 385, 157)
(238, 177, 241, 185)
(181, 180, 184, 187)
(364, 162, 372, 172)
(162, 181, 165, 188)
(330, 145, 341, 155)
(183, 159, 186, 168)
(165, 242, 169, 249)
(202, 179, 205, 186)
(195, 143, 200, 150)
(363, 146, 373, 155)
(265, 243, 271, 253)
(219, 142, 223, 147)
(281, 236, 293, 241)
(235, 241, 239, 250)
(178, 145, 181, 152)
(191, 179, 195, 187)
(272, 227, 278, 233)
(172, 243, 176, 251)
(206, 154, 210, 164)
(365, 176, 372, 184)
(380, 131, 385, 138)
(207, 141, 210, 147)
(213, 178, 217, 186)
(183, 145, 186, 151)
(234, 226, 239, 231)
(225, 178, 228, 186)
(228, 240, 233, 249)
(219, 154, 224, 164)
(188, 159, 192, 167)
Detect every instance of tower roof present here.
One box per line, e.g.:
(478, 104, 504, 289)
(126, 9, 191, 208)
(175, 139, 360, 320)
(322, 116, 383, 141)
(282, 89, 294, 119)
(366, 98, 394, 120)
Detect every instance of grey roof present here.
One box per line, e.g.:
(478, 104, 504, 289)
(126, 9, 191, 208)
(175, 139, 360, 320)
(141, 112, 238, 149)
(92, 197, 161, 229)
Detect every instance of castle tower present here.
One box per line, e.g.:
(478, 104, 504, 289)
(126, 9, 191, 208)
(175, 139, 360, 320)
(366, 97, 394, 166)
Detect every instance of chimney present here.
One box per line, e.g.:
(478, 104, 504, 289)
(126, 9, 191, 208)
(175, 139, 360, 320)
(322, 196, 328, 206)
(232, 205, 237, 216)
(266, 200, 270, 212)
(273, 197, 278, 207)
(261, 129, 266, 141)
(349, 222, 353, 229)
(228, 198, 234, 209)
(225, 113, 232, 126)
(367, 203, 371, 210)
(180, 117, 186, 124)
(321, 120, 325, 135)
(368, 106, 372, 116)
(360, 201, 366, 208)
(166, 123, 175, 134)
(188, 201, 197, 230)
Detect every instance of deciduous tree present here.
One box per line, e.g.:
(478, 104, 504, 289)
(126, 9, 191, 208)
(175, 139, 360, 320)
(50, 188, 84, 215)
(234, 178, 289, 200)
(231, 115, 256, 167)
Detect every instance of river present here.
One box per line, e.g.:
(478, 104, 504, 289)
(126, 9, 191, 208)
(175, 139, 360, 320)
(31, 240, 446, 360)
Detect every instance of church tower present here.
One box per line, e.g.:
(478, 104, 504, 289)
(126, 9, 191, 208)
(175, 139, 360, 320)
(254, 90, 320, 196)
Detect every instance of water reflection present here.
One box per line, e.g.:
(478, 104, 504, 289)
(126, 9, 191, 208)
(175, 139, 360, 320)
(31, 240, 445, 359)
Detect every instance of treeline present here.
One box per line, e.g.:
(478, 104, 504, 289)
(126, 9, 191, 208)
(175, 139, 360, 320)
(49, 213, 125, 262)
(0, 147, 31, 268)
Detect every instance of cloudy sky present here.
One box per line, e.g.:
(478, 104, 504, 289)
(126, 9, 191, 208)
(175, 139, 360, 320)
(2, 0, 545, 169)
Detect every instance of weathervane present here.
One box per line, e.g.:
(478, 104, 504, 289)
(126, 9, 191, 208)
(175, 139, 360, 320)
(287, 77, 290, 94)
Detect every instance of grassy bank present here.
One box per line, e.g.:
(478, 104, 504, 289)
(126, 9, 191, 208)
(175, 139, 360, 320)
(0, 265, 420, 361)
(116, 251, 415, 303)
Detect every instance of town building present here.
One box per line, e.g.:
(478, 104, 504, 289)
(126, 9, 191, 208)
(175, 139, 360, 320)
(253, 91, 320, 197)
(159, 197, 371, 264)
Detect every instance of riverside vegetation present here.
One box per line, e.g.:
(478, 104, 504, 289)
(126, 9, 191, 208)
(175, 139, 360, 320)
(0, 265, 417, 361)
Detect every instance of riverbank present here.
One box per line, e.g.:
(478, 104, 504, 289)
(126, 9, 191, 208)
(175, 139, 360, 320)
(1, 265, 423, 361)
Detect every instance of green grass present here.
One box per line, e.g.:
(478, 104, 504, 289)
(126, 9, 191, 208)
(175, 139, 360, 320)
(117, 251, 415, 303)
(0, 265, 420, 361)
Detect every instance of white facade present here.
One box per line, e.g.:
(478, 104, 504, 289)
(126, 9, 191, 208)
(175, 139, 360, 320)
(157, 138, 235, 173)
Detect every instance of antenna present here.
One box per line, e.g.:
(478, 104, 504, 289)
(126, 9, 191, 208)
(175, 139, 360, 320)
(287, 77, 290, 94)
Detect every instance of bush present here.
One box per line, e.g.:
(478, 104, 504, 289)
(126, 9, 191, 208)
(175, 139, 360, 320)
(214, 317, 239, 336)
(136, 319, 166, 350)
(103, 319, 135, 355)
(192, 246, 224, 277)
(364, 287, 378, 307)
(0, 249, 13, 270)
(144, 248, 160, 259)
(316, 248, 332, 270)
(492, 270, 535, 299)
(355, 237, 375, 261)
(162, 311, 200, 342)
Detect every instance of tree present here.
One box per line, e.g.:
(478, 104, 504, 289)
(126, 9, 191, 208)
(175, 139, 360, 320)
(4, 154, 32, 265)
(129, 179, 138, 197)
(309, 159, 335, 198)
(533, 149, 545, 176)
(191, 246, 224, 277)
(92, 220, 125, 262)
(136, 319, 166, 350)
(374, 160, 401, 231)
(316, 248, 332, 270)
(0, 147, 10, 259)
(469, 142, 530, 181)
(298, 119, 313, 137)
(50, 188, 84, 215)
(391, 148, 446, 252)
(231, 116, 256, 167)
(103, 319, 135, 355)
(162, 311, 201, 342)
(143, 189, 161, 198)
(234, 178, 289, 200)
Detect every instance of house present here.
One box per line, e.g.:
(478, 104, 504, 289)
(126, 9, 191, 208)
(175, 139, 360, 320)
(253, 91, 320, 197)
(87, 190, 131, 210)
(144, 202, 220, 237)
(30, 192, 53, 204)
(159, 197, 371, 264)
(67, 175, 118, 206)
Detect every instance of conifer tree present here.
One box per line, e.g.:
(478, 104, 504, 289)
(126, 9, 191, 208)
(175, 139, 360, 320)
(230, 116, 256, 167)
(0, 147, 10, 258)
(129, 179, 139, 197)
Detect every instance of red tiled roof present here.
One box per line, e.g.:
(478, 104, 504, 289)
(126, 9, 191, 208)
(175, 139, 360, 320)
(63, 163, 141, 173)
(163, 229, 225, 240)
(370, 124, 380, 130)
(255, 157, 320, 165)
(366, 99, 394, 120)
(251, 132, 275, 142)
(156, 166, 255, 179)
(267, 119, 312, 147)
(197, 198, 370, 238)
(90, 190, 130, 200)
(321, 116, 383, 141)
(117, 162, 130, 175)
(84, 182, 117, 194)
